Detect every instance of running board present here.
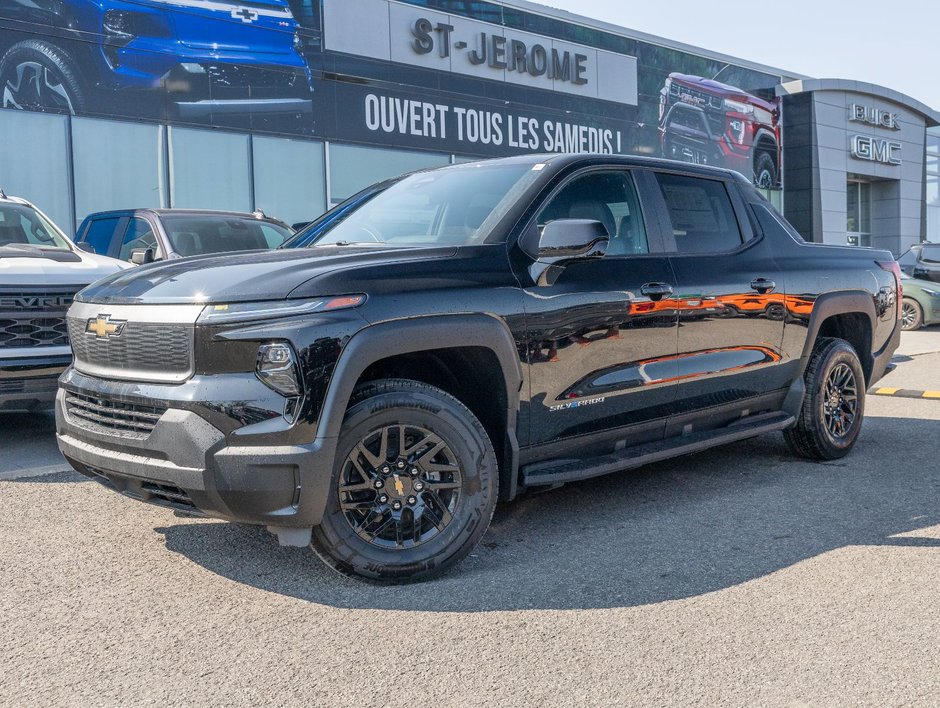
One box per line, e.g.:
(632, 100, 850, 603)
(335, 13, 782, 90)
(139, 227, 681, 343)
(521, 412, 795, 488)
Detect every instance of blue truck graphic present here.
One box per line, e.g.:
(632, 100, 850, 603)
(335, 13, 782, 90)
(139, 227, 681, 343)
(0, 0, 313, 127)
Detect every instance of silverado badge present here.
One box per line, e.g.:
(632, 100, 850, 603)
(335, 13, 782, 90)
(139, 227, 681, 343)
(85, 315, 126, 339)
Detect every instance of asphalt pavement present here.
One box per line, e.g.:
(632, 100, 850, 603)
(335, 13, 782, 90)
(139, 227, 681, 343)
(2, 329, 940, 706)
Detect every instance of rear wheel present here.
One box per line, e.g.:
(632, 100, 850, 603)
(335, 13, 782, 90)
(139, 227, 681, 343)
(311, 379, 497, 583)
(901, 298, 923, 331)
(784, 338, 866, 460)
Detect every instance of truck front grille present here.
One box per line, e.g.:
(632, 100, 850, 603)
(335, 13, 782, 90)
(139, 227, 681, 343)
(0, 289, 76, 349)
(64, 391, 167, 437)
(0, 317, 69, 347)
(206, 63, 303, 94)
(67, 318, 194, 382)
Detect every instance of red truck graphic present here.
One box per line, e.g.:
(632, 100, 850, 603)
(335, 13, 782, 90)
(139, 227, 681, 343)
(659, 72, 781, 188)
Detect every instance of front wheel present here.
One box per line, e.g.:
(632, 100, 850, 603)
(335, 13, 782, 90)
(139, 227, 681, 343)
(0, 40, 85, 114)
(754, 152, 777, 189)
(784, 338, 866, 460)
(901, 298, 923, 331)
(311, 379, 498, 583)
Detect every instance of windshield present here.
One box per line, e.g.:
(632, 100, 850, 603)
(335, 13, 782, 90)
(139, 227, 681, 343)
(161, 215, 292, 257)
(308, 162, 542, 248)
(0, 202, 70, 250)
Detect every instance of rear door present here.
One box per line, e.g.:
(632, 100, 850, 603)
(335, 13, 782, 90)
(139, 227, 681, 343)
(522, 168, 680, 456)
(649, 171, 787, 434)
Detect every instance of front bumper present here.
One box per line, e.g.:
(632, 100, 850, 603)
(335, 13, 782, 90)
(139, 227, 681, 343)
(55, 369, 336, 528)
(871, 321, 902, 385)
(0, 353, 71, 411)
(175, 97, 312, 119)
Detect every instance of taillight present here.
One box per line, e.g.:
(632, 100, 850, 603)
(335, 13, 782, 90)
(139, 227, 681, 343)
(877, 260, 903, 318)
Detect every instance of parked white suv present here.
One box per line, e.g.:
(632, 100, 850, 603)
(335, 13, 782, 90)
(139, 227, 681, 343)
(0, 192, 129, 412)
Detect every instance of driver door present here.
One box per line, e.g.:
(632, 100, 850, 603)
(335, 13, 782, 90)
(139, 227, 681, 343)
(521, 168, 680, 457)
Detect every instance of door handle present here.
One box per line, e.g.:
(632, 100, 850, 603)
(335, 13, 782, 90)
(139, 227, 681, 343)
(750, 278, 776, 294)
(640, 282, 673, 301)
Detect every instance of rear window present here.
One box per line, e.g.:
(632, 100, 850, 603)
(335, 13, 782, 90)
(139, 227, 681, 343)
(160, 216, 292, 257)
(655, 173, 743, 254)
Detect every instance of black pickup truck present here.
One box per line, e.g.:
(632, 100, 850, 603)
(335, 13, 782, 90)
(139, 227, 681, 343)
(55, 154, 902, 582)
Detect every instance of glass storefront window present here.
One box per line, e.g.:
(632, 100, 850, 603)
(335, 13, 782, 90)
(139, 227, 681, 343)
(0, 110, 72, 234)
(72, 118, 166, 224)
(252, 136, 326, 227)
(169, 127, 251, 211)
(927, 206, 940, 243)
(846, 181, 871, 247)
(329, 144, 451, 204)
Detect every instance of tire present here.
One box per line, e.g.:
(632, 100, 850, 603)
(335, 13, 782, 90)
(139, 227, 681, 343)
(311, 378, 498, 583)
(784, 338, 866, 461)
(0, 39, 85, 114)
(754, 152, 777, 189)
(901, 298, 924, 331)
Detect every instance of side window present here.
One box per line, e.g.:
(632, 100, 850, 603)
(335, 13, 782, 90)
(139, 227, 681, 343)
(537, 171, 649, 255)
(119, 217, 159, 261)
(922, 245, 940, 263)
(260, 223, 289, 249)
(80, 217, 121, 256)
(655, 173, 744, 254)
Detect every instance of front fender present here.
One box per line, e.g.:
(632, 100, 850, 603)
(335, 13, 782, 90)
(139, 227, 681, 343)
(317, 314, 522, 440)
(297, 314, 524, 518)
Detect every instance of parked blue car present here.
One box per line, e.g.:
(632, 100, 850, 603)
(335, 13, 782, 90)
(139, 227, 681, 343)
(0, 0, 312, 128)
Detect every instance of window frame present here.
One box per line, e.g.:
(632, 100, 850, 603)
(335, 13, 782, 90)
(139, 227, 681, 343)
(519, 166, 669, 260)
(645, 169, 758, 257)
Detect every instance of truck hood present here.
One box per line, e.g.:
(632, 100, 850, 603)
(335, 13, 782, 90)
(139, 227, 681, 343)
(0, 248, 129, 288)
(669, 73, 777, 112)
(76, 245, 458, 305)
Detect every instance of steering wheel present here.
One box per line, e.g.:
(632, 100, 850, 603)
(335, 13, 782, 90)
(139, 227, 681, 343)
(347, 224, 382, 243)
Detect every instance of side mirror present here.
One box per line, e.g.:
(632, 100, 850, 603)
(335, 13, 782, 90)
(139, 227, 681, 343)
(531, 219, 609, 286)
(537, 219, 609, 263)
(130, 247, 155, 265)
(76, 242, 95, 254)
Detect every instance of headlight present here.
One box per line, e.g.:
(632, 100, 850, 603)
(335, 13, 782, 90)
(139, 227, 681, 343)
(197, 295, 365, 325)
(103, 10, 136, 42)
(257, 343, 302, 397)
(723, 99, 754, 115)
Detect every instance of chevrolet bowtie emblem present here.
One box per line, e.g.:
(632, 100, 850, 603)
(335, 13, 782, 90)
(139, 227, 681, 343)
(85, 315, 126, 339)
(393, 475, 405, 497)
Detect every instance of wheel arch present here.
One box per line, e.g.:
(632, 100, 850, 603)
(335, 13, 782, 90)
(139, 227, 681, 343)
(753, 128, 779, 155)
(799, 291, 877, 383)
(783, 291, 877, 419)
(317, 314, 523, 501)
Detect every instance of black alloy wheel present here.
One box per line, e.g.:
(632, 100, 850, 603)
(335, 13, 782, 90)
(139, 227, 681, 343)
(338, 423, 462, 550)
(822, 362, 858, 440)
(312, 379, 497, 583)
(784, 337, 866, 460)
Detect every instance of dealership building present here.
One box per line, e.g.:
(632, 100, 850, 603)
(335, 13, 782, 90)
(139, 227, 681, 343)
(0, 0, 937, 255)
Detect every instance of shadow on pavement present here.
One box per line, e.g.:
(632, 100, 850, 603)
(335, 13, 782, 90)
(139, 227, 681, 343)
(151, 414, 939, 611)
